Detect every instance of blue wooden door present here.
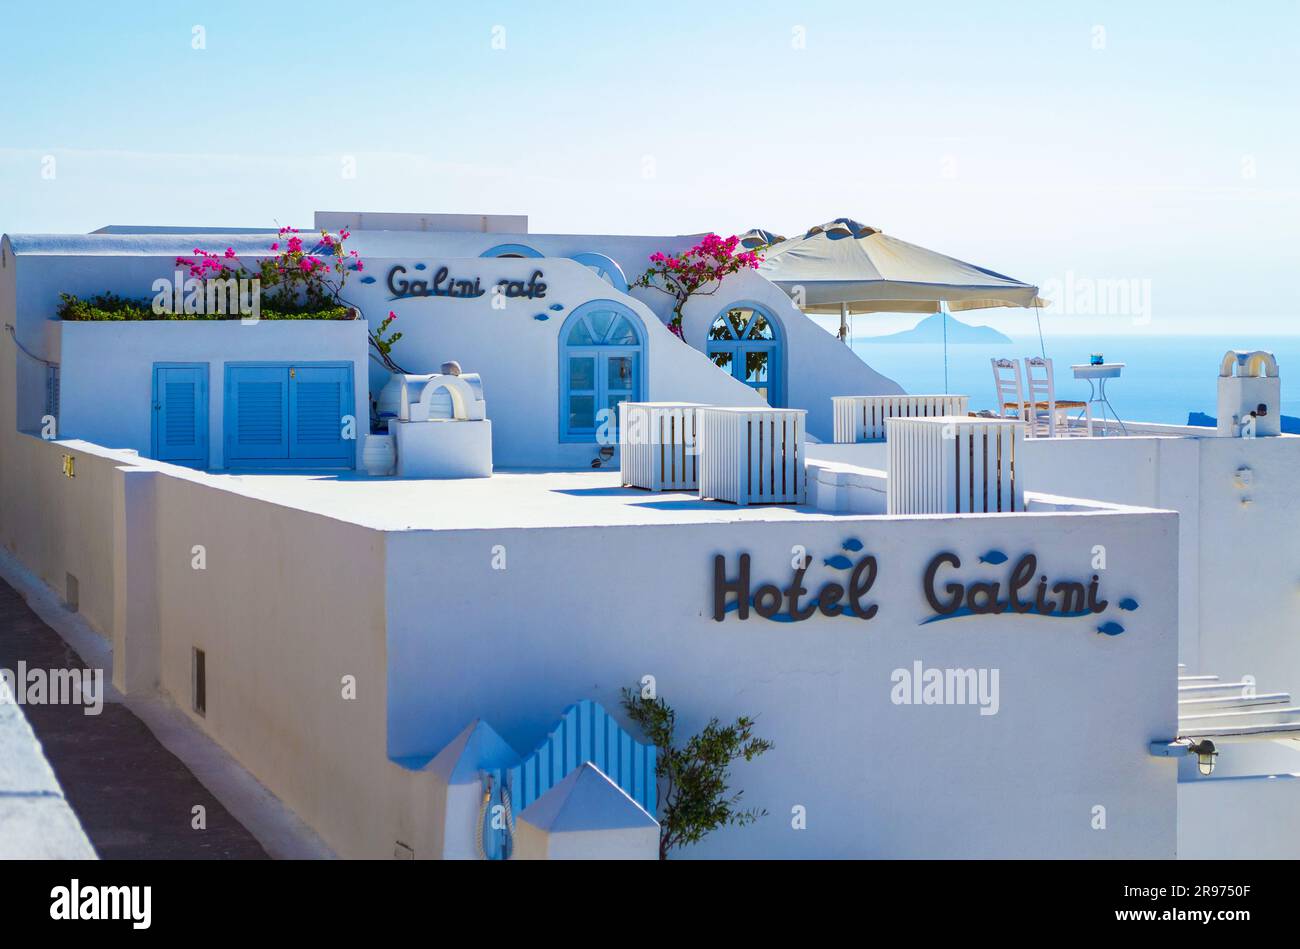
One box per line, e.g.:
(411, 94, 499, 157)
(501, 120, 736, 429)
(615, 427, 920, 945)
(225, 364, 354, 468)
(289, 365, 353, 464)
(152, 364, 208, 468)
(225, 366, 289, 463)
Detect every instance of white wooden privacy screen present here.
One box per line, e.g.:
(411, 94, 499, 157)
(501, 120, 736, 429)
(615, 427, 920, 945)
(833, 394, 970, 443)
(886, 416, 1024, 514)
(619, 402, 702, 491)
(698, 407, 806, 505)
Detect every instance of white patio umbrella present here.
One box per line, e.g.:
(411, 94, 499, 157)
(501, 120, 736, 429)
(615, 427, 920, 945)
(737, 227, 786, 250)
(759, 216, 1045, 327)
(758, 218, 1046, 390)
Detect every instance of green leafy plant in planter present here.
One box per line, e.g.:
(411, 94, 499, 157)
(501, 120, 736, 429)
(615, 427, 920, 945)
(621, 685, 773, 859)
(57, 292, 352, 322)
(58, 226, 408, 373)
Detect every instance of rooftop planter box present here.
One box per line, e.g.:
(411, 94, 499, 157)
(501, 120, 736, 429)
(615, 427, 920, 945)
(57, 292, 356, 322)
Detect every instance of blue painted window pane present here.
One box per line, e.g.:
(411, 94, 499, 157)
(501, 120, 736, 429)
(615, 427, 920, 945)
(568, 320, 595, 345)
(569, 356, 595, 390)
(726, 308, 748, 338)
(569, 396, 595, 430)
(745, 350, 769, 383)
(589, 310, 615, 341)
(748, 310, 775, 339)
(607, 355, 634, 390)
(710, 349, 733, 371)
(607, 315, 637, 345)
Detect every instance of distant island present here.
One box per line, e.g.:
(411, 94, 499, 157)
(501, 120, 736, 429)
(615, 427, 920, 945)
(864, 312, 1011, 345)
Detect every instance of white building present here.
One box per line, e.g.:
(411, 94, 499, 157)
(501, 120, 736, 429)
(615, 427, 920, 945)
(1, 211, 1294, 859)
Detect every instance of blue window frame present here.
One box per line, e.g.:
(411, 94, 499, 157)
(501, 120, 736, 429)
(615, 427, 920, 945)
(152, 363, 209, 468)
(707, 302, 784, 406)
(559, 302, 645, 442)
(224, 362, 355, 469)
(481, 243, 542, 259)
(569, 252, 629, 293)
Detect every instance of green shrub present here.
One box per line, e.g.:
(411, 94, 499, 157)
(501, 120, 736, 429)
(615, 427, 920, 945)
(57, 292, 354, 322)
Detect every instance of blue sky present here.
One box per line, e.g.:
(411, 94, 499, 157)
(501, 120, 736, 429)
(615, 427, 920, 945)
(2, 0, 1298, 334)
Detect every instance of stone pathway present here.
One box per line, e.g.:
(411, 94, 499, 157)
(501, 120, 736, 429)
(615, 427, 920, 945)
(0, 579, 267, 859)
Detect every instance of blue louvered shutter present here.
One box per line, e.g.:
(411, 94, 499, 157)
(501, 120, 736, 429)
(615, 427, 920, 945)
(226, 366, 289, 461)
(289, 366, 352, 463)
(152, 365, 208, 467)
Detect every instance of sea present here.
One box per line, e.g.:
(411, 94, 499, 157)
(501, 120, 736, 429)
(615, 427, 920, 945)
(850, 335, 1300, 425)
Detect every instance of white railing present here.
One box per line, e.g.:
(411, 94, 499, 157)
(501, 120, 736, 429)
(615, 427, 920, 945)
(886, 416, 1024, 514)
(833, 394, 970, 443)
(619, 402, 701, 491)
(698, 407, 806, 505)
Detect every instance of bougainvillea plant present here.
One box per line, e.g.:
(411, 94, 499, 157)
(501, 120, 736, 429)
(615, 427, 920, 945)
(633, 233, 763, 339)
(176, 226, 361, 308)
(175, 228, 406, 372)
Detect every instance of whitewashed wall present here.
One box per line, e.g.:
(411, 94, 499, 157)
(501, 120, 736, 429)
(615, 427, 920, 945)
(57, 320, 368, 469)
(4, 231, 906, 468)
(2, 236, 773, 469)
(341, 256, 767, 467)
(386, 511, 1178, 858)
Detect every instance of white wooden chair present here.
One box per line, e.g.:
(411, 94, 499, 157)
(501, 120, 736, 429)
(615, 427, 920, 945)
(991, 358, 1028, 425)
(1023, 356, 1092, 437)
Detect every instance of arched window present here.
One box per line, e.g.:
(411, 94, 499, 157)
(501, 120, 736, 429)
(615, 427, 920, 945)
(708, 303, 783, 406)
(569, 252, 629, 293)
(480, 243, 543, 259)
(560, 302, 644, 442)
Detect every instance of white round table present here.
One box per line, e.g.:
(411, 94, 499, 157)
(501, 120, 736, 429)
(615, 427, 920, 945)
(1071, 363, 1126, 434)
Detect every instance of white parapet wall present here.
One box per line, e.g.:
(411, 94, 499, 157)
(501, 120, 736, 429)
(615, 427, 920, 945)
(0, 434, 1182, 857)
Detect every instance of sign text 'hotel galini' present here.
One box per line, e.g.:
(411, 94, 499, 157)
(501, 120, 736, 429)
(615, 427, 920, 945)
(386, 264, 547, 301)
(713, 547, 1128, 630)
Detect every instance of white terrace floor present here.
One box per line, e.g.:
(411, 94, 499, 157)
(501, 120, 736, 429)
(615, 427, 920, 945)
(205, 467, 846, 531)
(191, 463, 1144, 533)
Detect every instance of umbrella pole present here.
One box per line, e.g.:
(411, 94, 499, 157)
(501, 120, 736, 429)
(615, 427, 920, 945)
(839, 302, 848, 343)
(941, 303, 949, 394)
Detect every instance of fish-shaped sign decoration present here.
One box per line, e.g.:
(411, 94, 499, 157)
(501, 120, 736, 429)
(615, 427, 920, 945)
(842, 538, 864, 552)
(1118, 597, 1140, 611)
(533, 314, 550, 321)
(978, 550, 1008, 565)
(1096, 621, 1125, 636)
(823, 554, 854, 570)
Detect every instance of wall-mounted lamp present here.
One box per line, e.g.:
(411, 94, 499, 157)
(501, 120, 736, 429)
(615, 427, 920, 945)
(1193, 739, 1218, 775)
(1148, 737, 1218, 775)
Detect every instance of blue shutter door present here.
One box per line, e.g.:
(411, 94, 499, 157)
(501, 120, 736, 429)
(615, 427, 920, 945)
(225, 366, 289, 462)
(152, 364, 208, 467)
(289, 365, 353, 463)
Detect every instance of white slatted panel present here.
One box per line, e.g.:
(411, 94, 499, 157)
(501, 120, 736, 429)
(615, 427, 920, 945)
(833, 395, 970, 443)
(887, 416, 1023, 514)
(620, 402, 701, 491)
(698, 408, 806, 505)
